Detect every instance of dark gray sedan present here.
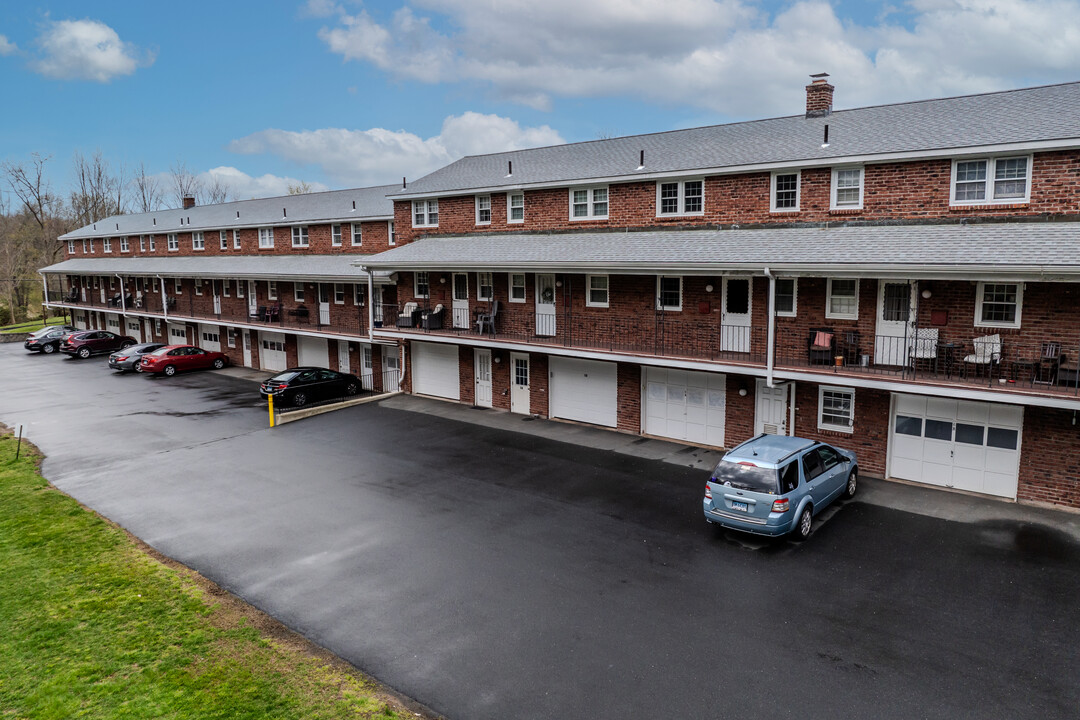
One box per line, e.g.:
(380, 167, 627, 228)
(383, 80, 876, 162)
(108, 343, 167, 372)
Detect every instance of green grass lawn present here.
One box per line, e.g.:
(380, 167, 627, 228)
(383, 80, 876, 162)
(0, 317, 66, 334)
(0, 431, 413, 719)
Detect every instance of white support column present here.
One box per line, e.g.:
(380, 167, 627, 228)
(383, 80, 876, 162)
(366, 269, 375, 342)
(765, 267, 776, 388)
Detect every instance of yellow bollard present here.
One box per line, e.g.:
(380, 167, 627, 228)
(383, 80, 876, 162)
(268, 392, 275, 428)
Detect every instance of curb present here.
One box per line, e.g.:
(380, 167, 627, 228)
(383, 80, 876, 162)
(274, 391, 401, 425)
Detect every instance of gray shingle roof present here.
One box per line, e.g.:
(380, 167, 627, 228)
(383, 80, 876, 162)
(61, 184, 398, 241)
(40, 254, 392, 282)
(355, 222, 1080, 277)
(392, 82, 1080, 198)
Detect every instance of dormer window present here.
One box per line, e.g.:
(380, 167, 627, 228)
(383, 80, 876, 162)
(656, 180, 703, 217)
(951, 156, 1030, 205)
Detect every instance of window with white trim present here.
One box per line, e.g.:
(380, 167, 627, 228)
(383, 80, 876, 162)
(572, 187, 609, 220)
(414, 271, 430, 299)
(81, 239, 87, 253)
(818, 386, 855, 433)
(110, 277, 116, 291)
(952, 156, 1030, 205)
(119, 237, 129, 253)
(476, 195, 491, 225)
(587, 275, 609, 307)
(66, 239, 75, 254)
(353, 283, 364, 305)
(174, 278, 182, 295)
(291, 226, 309, 248)
(89, 240, 95, 253)
(775, 278, 797, 317)
(507, 193, 524, 223)
(477, 272, 493, 301)
(413, 200, 438, 227)
(657, 276, 682, 311)
(771, 171, 800, 211)
(656, 180, 703, 216)
(227, 327, 237, 347)
(831, 167, 863, 209)
(103, 237, 112, 253)
(334, 283, 345, 304)
(148, 234, 156, 251)
(194, 278, 203, 296)
(826, 278, 858, 320)
(167, 233, 179, 252)
(975, 282, 1023, 328)
(220, 230, 228, 250)
(192, 231, 204, 251)
(331, 224, 342, 246)
(388, 220, 396, 246)
(223, 281, 231, 297)
(138, 235, 145, 252)
(268, 281, 278, 301)
(236, 279, 244, 298)
(293, 284, 305, 302)
(233, 229, 241, 249)
(509, 273, 526, 303)
(351, 223, 362, 246)
(258, 227, 274, 249)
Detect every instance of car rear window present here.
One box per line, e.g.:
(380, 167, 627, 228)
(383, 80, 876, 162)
(710, 460, 779, 494)
(270, 371, 300, 382)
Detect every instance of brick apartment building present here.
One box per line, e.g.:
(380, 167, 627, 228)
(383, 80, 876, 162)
(41, 77, 1080, 510)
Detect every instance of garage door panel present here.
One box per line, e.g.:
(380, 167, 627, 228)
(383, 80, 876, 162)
(413, 342, 460, 400)
(550, 357, 617, 428)
(298, 336, 329, 368)
(957, 401, 989, 424)
(926, 397, 956, 419)
(989, 404, 1023, 427)
(643, 367, 724, 446)
(260, 332, 287, 372)
(896, 394, 926, 416)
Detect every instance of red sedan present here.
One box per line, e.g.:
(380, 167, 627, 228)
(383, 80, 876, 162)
(139, 344, 228, 376)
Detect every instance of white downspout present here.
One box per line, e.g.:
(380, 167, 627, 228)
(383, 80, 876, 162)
(156, 275, 168, 321)
(764, 267, 776, 388)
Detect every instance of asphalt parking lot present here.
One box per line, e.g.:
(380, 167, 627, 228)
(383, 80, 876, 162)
(4, 343, 1079, 720)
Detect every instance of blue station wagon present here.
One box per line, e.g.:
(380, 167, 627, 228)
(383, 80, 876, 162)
(703, 435, 858, 540)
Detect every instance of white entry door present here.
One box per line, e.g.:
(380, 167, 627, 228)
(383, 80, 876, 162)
(242, 329, 252, 367)
(361, 345, 374, 389)
(142, 319, 152, 342)
(721, 277, 752, 353)
(875, 281, 916, 365)
(337, 340, 351, 373)
(510, 352, 530, 414)
(212, 281, 221, 315)
(474, 349, 493, 408)
(536, 274, 556, 336)
(452, 273, 469, 329)
(318, 284, 331, 325)
(644, 368, 726, 446)
(755, 379, 790, 435)
(382, 345, 401, 390)
(247, 281, 258, 317)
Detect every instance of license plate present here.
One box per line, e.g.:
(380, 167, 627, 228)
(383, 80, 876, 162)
(731, 500, 748, 512)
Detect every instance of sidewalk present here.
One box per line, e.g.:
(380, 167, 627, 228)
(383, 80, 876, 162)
(378, 394, 1080, 541)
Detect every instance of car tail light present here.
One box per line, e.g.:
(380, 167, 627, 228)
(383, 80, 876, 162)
(704, 483, 713, 500)
(116, 356, 129, 361)
(771, 499, 790, 513)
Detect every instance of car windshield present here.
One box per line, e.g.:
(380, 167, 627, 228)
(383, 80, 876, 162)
(710, 460, 779, 494)
(270, 371, 300, 382)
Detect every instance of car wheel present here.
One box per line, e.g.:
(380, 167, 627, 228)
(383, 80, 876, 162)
(793, 506, 813, 541)
(292, 392, 307, 407)
(42, 344, 55, 354)
(163, 365, 177, 377)
(844, 469, 858, 499)
(345, 382, 359, 396)
(135, 363, 143, 373)
(77, 347, 91, 359)
(212, 358, 225, 370)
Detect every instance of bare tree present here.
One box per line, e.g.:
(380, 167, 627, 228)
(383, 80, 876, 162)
(2, 152, 67, 266)
(288, 181, 314, 195)
(69, 150, 125, 227)
(204, 175, 232, 205)
(170, 161, 203, 208)
(131, 161, 163, 213)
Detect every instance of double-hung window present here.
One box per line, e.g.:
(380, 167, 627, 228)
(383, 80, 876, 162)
(656, 180, 703, 216)
(167, 233, 178, 252)
(952, 156, 1031, 205)
(477, 272, 494, 301)
(388, 220, 396, 246)
(476, 195, 491, 225)
(233, 229, 241, 249)
(138, 235, 145, 252)
(194, 279, 203, 296)
(818, 386, 855, 433)
(334, 283, 345, 304)
(571, 187, 609, 220)
(81, 239, 88, 253)
(331, 224, 342, 246)
(657, 276, 682, 311)
(236, 279, 244, 298)
(771, 171, 800, 211)
(258, 227, 274, 249)
(413, 200, 438, 227)
(775, 278, 797, 317)
(89, 240, 95, 253)
(587, 275, 609, 308)
(103, 237, 112, 253)
(268, 281, 278, 301)
(351, 223, 362, 246)
(975, 282, 1023, 328)
(291, 226, 309, 248)
(831, 167, 863, 209)
(293, 284, 304, 302)
(192, 231, 204, 251)
(826, 278, 859, 320)
(414, 272, 430, 299)
(509, 273, 526, 303)
(148, 235, 156, 252)
(67, 239, 75, 254)
(174, 278, 182, 295)
(220, 230, 228, 250)
(223, 281, 231, 297)
(507, 193, 524, 223)
(227, 328, 236, 347)
(119, 237, 129, 253)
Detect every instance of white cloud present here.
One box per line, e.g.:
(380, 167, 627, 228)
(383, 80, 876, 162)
(203, 167, 330, 200)
(32, 19, 153, 82)
(0, 34, 16, 56)
(228, 111, 563, 186)
(313, 0, 1080, 115)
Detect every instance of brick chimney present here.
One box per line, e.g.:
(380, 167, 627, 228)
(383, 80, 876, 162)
(182, 195, 196, 209)
(805, 73, 834, 118)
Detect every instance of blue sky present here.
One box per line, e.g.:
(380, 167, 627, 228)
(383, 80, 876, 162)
(2, 0, 1079, 205)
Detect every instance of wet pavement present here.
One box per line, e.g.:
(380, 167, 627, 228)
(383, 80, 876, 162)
(3, 344, 1079, 720)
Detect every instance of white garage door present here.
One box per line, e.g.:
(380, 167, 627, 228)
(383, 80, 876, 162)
(126, 319, 142, 342)
(260, 331, 287, 372)
(550, 357, 617, 428)
(889, 393, 1022, 499)
(74, 311, 87, 329)
(644, 368, 726, 447)
(167, 322, 188, 345)
(297, 335, 329, 368)
(412, 342, 460, 400)
(198, 324, 221, 352)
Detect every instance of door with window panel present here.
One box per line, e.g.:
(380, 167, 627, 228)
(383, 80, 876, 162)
(875, 282, 916, 365)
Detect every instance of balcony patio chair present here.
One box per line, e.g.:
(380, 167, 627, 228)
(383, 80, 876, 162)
(961, 334, 1002, 379)
(808, 327, 835, 365)
(842, 330, 862, 366)
(264, 305, 280, 323)
(476, 300, 501, 336)
(252, 305, 266, 320)
(166, 297, 177, 311)
(63, 288, 79, 303)
(108, 293, 122, 307)
(421, 304, 445, 330)
(133, 292, 144, 309)
(1034, 341, 1063, 385)
(908, 327, 939, 372)
(397, 301, 419, 328)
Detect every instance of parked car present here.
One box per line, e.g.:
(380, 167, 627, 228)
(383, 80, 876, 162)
(59, 330, 137, 359)
(139, 345, 228, 376)
(703, 434, 857, 540)
(108, 343, 167, 372)
(260, 367, 362, 407)
(23, 325, 78, 354)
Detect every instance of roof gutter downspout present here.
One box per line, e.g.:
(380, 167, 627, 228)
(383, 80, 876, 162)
(765, 267, 775, 388)
(156, 275, 168, 321)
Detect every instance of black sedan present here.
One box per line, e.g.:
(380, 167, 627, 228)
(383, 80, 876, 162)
(259, 367, 362, 407)
(23, 325, 78, 354)
(108, 343, 167, 372)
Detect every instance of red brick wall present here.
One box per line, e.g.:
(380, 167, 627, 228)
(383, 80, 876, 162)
(530, 353, 549, 417)
(724, 375, 756, 447)
(791, 382, 890, 477)
(458, 345, 474, 405)
(616, 362, 641, 434)
(1018, 408, 1080, 508)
